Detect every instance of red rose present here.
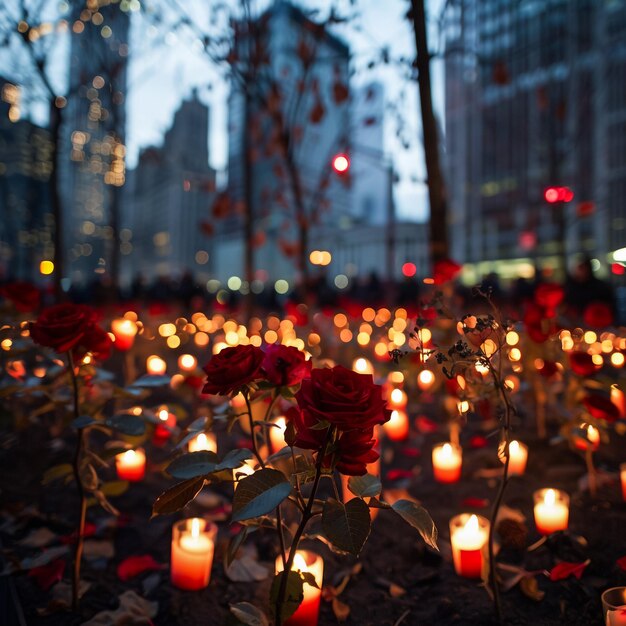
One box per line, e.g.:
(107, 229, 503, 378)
(335, 428, 379, 475)
(581, 394, 620, 422)
(75, 324, 112, 361)
(262, 344, 311, 387)
(30, 304, 97, 354)
(296, 366, 391, 433)
(569, 351, 599, 377)
(0, 281, 40, 312)
(583, 302, 613, 328)
(534, 283, 564, 311)
(290, 406, 326, 450)
(202, 345, 264, 395)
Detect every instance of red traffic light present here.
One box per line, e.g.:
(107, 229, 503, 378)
(544, 186, 574, 203)
(332, 153, 350, 174)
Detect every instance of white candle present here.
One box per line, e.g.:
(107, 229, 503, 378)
(450, 514, 489, 578)
(432, 442, 462, 483)
(115, 448, 146, 482)
(533, 488, 569, 535)
(275, 551, 323, 626)
(171, 517, 217, 590)
(188, 432, 217, 453)
(498, 440, 528, 476)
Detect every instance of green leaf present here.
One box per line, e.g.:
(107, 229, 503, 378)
(269, 571, 303, 622)
(152, 477, 205, 518)
(232, 469, 292, 522)
(347, 473, 382, 498)
(72, 415, 96, 429)
(309, 419, 331, 431)
(215, 449, 254, 472)
(225, 526, 250, 569)
(229, 602, 269, 626)
(391, 500, 438, 550)
(300, 571, 319, 589)
(107, 413, 146, 436)
(42, 463, 73, 485)
(167, 451, 218, 479)
(99, 480, 129, 497)
(322, 498, 371, 556)
(367, 497, 391, 509)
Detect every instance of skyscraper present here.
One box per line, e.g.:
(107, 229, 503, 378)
(444, 0, 626, 281)
(61, 0, 129, 286)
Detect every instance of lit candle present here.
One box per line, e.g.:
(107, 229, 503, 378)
(388, 388, 408, 409)
(621, 463, 626, 501)
(533, 488, 569, 535)
(115, 448, 146, 481)
(188, 432, 217, 453)
(269, 416, 287, 453)
(432, 442, 462, 483)
(154, 406, 176, 442)
(178, 353, 197, 372)
(232, 459, 255, 489)
(611, 385, 626, 419)
(352, 357, 374, 375)
(275, 551, 323, 626)
(417, 369, 435, 391)
(574, 423, 600, 452)
(111, 318, 138, 351)
(146, 355, 167, 376)
(498, 440, 528, 476)
(383, 409, 409, 441)
(171, 517, 217, 591)
(602, 587, 626, 626)
(449, 513, 489, 578)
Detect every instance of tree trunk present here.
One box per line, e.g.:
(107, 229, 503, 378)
(49, 101, 64, 300)
(411, 0, 450, 264)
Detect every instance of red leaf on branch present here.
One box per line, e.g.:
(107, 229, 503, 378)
(548, 559, 590, 581)
(117, 555, 163, 581)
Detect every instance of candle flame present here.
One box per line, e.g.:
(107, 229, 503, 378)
(545, 489, 556, 505)
(442, 442, 452, 457)
(587, 425, 598, 440)
(390, 388, 404, 404)
(293, 553, 307, 572)
(355, 357, 368, 373)
(197, 433, 207, 446)
(191, 518, 201, 538)
(159, 409, 169, 421)
(465, 514, 479, 533)
(509, 440, 519, 454)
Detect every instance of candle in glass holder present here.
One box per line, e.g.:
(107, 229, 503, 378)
(115, 448, 146, 481)
(188, 432, 217, 453)
(621, 463, 626, 501)
(269, 416, 287, 453)
(178, 353, 197, 372)
(383, 409, 409, 441)
(154, 406, 176, 441)
(275, 550, 324, 626)
(432, 442, 462, 483)
(533, 488, 569, 535)
(388, 388, 408, 410)
(602, 587, 626, 626)
(111, 318, 138, 351)
(146, 355, 167, 376)
(450, 513, 489, 578)
(171, 518, 217, 590)
(498, 440, 528, 476)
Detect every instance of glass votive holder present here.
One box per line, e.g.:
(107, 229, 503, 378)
(602, 587, 626, 625)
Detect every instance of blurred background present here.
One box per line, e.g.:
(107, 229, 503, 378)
(0, 0, 625, 316)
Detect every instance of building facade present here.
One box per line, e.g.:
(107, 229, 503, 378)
(124, 93, 216, 285)
(444, 0, 626, 281)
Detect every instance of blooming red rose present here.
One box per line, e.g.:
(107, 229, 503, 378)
(583, 302, 613, 328)
(202, 344, 264, 395)
(30, 304, 98, 354)
(75, 324, 112, 361)
(581, 394, 620, 422)
(290, 406, 326, 451)
(262, 344, 311, 388)
(0, 281, 40, 312)
(296, 365, 391, 433)
(534, 283, 564, 311)
(335, 428, 379, 475)
(569, 351, 599, 377)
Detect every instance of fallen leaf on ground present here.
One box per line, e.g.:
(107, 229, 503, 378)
(225, 555, 269, 582)
(548, 559, 590, 581)
(83, 540, 114, 560)
(82, 590, 158, 625)
(18, 527, 57, 548)
(520, 576, 545, 601)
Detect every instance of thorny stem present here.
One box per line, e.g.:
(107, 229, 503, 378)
(67, 352, 87, 613)
(275, 431, 332, 626)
